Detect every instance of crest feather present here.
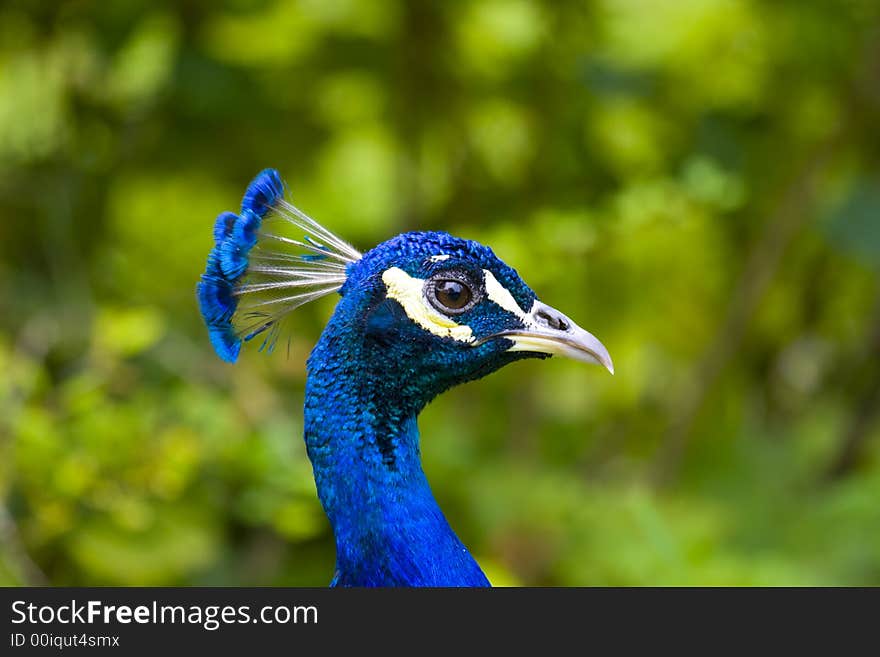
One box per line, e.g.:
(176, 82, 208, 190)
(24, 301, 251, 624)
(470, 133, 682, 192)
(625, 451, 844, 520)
(197, 169, 361, 362)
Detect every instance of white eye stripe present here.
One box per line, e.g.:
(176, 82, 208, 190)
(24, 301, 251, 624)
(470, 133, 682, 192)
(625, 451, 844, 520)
(482, 270, 533, 325)
(429, 254, 451, 262)
(381, 267, 474, 342)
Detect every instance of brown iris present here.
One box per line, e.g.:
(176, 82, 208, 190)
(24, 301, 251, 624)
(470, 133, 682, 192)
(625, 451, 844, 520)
(433, 279, 472, 311)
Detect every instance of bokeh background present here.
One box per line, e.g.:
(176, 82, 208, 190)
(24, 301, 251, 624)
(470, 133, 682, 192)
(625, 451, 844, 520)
(2, 0, 879, 586)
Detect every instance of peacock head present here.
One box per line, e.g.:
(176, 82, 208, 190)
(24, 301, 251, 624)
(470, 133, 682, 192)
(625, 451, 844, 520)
(197, 169, 612, 401)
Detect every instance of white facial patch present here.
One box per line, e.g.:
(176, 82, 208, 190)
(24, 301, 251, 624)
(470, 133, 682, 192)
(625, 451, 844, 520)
(381, 267, 474, 343)
(482, 270, 534, 325)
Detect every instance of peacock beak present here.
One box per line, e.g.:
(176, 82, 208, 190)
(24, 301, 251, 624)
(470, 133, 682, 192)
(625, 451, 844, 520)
(488, 300, 614, 374)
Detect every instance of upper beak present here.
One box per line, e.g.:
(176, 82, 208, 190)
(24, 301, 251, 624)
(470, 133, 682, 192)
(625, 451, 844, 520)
(484, 300, 614, 374)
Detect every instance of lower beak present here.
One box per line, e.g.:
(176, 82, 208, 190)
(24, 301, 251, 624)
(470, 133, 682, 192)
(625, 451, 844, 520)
(483, 300, 614, 374)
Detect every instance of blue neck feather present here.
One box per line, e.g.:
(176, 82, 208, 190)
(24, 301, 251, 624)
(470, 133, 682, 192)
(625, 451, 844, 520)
(304, 289, 490, 587)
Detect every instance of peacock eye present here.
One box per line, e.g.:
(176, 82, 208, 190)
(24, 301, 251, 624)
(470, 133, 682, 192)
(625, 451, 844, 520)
(429, 278, 473, 314)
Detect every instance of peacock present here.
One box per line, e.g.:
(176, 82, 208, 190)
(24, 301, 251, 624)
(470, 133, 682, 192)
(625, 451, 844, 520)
(198, 169, 613, 587)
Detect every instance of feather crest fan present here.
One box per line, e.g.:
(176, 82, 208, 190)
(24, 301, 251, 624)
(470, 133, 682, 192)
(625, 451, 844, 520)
(197, 169, 361, 362)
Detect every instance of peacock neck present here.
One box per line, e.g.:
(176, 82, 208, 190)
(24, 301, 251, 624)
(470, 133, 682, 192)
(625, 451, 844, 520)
(303, 306, 489, 587)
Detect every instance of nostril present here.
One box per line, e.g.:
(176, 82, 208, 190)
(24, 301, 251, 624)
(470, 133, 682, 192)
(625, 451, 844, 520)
(535, 309, 568, 331)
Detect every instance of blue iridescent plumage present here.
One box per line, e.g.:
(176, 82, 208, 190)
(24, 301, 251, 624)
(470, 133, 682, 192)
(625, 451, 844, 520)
(240, 167, 284, 218)
(197, 169, 613, 586)
(197, 170, 283, 362)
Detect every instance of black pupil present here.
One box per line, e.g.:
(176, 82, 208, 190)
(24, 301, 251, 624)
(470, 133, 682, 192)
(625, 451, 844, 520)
(435, 280, 470, 309)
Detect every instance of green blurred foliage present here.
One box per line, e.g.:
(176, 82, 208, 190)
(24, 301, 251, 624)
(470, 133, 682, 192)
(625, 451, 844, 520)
(1, 0, 879, 586)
